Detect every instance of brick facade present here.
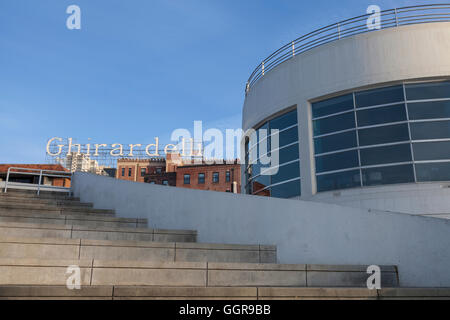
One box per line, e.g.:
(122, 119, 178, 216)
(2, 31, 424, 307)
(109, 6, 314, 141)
(116, 156, 241, 193)
(175, 162, 241, 193)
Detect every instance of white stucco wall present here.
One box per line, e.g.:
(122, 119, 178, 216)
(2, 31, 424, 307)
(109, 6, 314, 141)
(72, 172, 450, 287)
(242, 22, 450, 199)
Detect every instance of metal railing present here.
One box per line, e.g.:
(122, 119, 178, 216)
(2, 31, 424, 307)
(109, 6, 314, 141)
(245, 4, 450, 94)
(3, 167, 72, 195)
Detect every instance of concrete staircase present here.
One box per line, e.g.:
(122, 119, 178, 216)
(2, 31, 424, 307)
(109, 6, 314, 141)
(0, 189, 449, 300)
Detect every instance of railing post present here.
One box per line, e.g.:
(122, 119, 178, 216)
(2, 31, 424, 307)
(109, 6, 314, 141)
(37, 170, 42, 196)
(4, 168, 10, 193)
(292, 41, 295, 57)
(337, 23, 341, 39)
(261, 61, 265, 76)
(394, 8, 399, 26)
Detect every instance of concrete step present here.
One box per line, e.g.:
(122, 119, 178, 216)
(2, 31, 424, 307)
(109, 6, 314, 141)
(0, 211, 147, 229)
(0, 286, 448, 300)
(0, 258, 399, 288)
(0, 189, 78, 201)
(0, 221, 196, 242)
(0, 236, 275, 263)
(0, 204, 114, 216)
(0, 196, 93, 208)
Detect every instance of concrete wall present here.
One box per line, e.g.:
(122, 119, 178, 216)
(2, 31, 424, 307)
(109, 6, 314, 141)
(242, 22, 450, 198)
(72, 172, 450, 287)
(311, 182, 450, 219)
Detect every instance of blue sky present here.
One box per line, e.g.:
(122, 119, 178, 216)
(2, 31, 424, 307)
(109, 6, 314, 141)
(0, 0, 434, 163)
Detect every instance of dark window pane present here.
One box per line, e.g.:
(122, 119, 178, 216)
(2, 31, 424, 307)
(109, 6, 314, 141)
(251, 175, 270, 193)
(360, 144, 412, 166)
(362, 164, 414, 186)
(413, 141, 450, 161)
(198, 173, 205, 184)
(317, 170, 361, 192)
(313, 112, 355, 136)
(183, 174, 190, 184)
(278, 144, 300, 164)
(416, 162, 450, 182)
(314, 130, 357, 154)
(357, 104, 406, 127)
(408, 100, 450, 120)
(226, 171, 230, 182)
(270, 161, 300, 185)
(270, 109, 297, 130)
(315, 150, 359, 173)
(271, 179, 301, 198)
(212, 172, 219, 183)
(410, 121, 450, 140)
(312, 94, 354, 118)
(405, 81, 450, 100)
(272, 126, 298, 148)
(358, 123, 410, 146)
(355, 85, 404, 108)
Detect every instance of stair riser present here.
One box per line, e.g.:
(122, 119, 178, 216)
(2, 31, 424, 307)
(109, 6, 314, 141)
(0, 286, 448, 300)
(0, 216, 146, 229)
(0, 261, 399, 288)
(0, 198, 93, 207)
(0, 242, 272, 263)
(0, 207, 114, 216)
(0, 192, 77, 201)
(0, 229, 196, 246)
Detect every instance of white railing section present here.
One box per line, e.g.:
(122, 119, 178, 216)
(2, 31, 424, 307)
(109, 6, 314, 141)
(245, 4, 450, 94)
(3, 167, 72, 195)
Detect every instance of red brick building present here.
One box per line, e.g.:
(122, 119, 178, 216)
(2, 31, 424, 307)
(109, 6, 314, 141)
(0, 164, 71, 187)
(116, 154, 241, 193)
(116, 158, 177, 186)
(175, 161, 241, 193)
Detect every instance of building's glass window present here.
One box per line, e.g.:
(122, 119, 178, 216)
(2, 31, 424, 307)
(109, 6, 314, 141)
(183, 174, 190, 184)
(313, 80, 450, 192)
(121, 168, 125, 176)
(360, 144, 412, 166)
(313, 112, 355, 136)
(212, 172, 219, 183)
(225, 171, 230, 182)
(162, 180, 169, 185)
(245, 108, 300, 199)
(156, 167, 162, 174)
(416, 162, 450, 182)
(356, 104, 406, 127)
(317, 170, 361, 192)
(355, 85, 404, 108)
(408, 100, 450, 120)
(362, 164, 415, 186)
(128, 168, 132, 177)
(198, 173, 205, 184)
(312, 94, 353, 118)
(315, 150, 359, 173)
(358, 123, 410, 146)
(410, 121, 450, 140)
(140, 168, 146, 177)
(405, 81, 450, 100)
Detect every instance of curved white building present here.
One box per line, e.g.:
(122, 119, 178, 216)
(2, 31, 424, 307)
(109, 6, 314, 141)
(242, 5, 450, 217)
